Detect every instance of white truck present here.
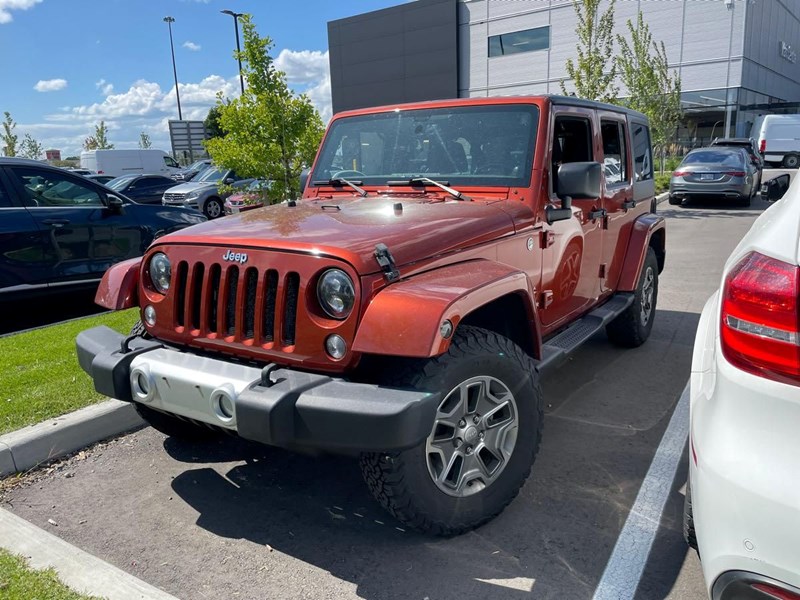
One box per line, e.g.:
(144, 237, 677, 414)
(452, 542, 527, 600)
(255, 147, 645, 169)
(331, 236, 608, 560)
(751, 114, 800, 169)
(80, 149, 182, 177)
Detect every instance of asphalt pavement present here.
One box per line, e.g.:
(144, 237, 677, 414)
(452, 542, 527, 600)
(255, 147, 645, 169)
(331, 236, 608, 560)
(0, 195, 770, 600)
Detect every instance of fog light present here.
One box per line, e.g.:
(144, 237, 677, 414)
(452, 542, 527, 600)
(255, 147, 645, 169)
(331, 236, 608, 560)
(325, 334, 347, 360)
(218, 395, 234, 419)
(130, 366, 154, 402)
(144, 305, 156, 326)
(210, 384, 236, 424)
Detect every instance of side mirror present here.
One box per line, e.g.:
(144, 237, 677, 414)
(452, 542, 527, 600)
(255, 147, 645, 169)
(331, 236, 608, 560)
(106, 194, 124, 212)
(299, 168, 310, 194)
(557, 162, 602, 199)
(762, 174, 791, 202)
(225, 178, 236, 184)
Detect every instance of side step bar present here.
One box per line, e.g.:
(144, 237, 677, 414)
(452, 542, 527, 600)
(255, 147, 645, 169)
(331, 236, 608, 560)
(535, 292, 635, 375)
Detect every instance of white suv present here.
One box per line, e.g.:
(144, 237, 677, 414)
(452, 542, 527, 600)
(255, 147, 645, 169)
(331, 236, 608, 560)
(689, 173, 800, 600)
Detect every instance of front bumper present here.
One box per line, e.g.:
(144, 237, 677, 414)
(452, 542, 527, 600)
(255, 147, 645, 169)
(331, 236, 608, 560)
(162, 197, 199, 209)
(77, 326, 440, 452)
(690, 293, 800, 595)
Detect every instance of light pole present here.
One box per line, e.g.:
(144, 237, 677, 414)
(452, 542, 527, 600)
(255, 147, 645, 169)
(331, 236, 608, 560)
(163, 16, 182, 120)
(221, 10, 245, 96)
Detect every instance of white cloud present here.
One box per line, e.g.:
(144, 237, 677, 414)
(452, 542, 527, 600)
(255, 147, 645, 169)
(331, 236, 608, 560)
(0, 0, 42, 24)
(95, 78, 114, 95)
(275, 49, 332, 121)
(34, 78, 67, 92)
(183, 41, 201, 51)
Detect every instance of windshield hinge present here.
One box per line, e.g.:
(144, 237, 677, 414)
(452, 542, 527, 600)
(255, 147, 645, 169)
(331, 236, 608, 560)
(374, 243, 400, 283)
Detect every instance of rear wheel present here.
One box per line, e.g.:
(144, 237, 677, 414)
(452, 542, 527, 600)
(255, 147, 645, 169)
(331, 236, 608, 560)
(668, 195, 682, 206)
(203, 197, 223, 219)
(360, 326, 543, 536)
(606, 247, 659, 347)
(782, 154, 800, 169)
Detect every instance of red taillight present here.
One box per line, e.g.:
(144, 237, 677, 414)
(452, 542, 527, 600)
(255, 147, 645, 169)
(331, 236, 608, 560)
(673, 170, 689, 177)
(721, 252, 800, 385)
(760, 139, 767, 154)
(726, 171, 746, 177)
(752, 582, 800, 600)
(98, 170, 104, 174)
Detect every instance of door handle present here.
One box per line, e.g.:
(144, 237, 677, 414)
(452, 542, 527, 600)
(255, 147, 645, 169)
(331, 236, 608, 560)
(42, 218, 70, 228)
(588, 208, 607, 221)
(622, 199, 636, 210)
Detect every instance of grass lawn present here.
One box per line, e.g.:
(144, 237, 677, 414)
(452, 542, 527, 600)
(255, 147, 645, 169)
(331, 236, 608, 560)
(0, 310, 138, 435)
(0, 548, 103, 599)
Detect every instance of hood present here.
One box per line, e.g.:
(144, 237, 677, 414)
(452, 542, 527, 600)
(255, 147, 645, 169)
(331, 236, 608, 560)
(167, 181, 218, 194)
(159, 195, 534, 274)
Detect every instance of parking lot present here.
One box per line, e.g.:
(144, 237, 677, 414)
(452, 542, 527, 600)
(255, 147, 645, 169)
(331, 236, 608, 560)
(0, 195, 768, 600)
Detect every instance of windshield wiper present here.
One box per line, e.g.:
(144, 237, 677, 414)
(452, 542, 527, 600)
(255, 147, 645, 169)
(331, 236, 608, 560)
(387, 177, 469, 201)
(311, 177, 368, 197)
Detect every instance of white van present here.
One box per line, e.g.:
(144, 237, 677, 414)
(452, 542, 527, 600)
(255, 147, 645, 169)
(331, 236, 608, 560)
(80, 149, 182, 177)
(751, 114, 800, 168)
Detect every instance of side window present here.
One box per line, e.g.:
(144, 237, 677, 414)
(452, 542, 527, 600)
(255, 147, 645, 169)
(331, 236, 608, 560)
(632, 123, 653, 181)
(0, 177, 11, 208)
(552, 116, 593, 193)
(164, 156, 179, 168)
(9, 168, 103, 208)
(600, 120, 629, 185)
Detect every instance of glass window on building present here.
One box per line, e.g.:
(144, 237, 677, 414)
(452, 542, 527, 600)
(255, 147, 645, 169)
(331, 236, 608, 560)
(489, 26, 549, 57)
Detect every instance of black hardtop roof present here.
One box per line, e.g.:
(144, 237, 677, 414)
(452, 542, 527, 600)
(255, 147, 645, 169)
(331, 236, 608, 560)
(548, 95, 649, 122)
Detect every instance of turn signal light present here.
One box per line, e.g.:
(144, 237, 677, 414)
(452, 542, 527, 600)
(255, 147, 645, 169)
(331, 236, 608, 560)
(721, 252, 800, 386)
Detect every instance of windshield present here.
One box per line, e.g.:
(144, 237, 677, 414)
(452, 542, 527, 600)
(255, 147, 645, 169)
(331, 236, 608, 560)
(310, 104, 539, 188)
(106, 175, 137, 190)
(196, 166, 227, 182)
(683, 150, 743, 166)
(188, 160, 210, 171)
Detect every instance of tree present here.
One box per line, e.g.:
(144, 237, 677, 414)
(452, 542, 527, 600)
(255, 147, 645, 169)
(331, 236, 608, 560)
(204, 105, 226, 139)
(204, 15, 325, 201)
(138, 131, 152, 149)
(2, 112, 18, 157)
(19, 134, 44, 160)
(616, 12, 681, 165)
(83, 121, 114, 150)
(560, 0, 617, 103)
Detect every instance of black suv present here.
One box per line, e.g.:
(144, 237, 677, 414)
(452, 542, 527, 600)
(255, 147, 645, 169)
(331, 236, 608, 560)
(0, 158, 206, 299)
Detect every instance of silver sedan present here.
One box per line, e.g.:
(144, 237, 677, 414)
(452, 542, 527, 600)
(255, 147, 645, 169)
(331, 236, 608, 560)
(669, 148, 757, 207)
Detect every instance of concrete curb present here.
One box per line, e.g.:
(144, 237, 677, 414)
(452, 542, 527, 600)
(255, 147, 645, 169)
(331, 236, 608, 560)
(0, 399, 144, 477)
(656, 191, 670, 205)
(0, 507, 179, 600)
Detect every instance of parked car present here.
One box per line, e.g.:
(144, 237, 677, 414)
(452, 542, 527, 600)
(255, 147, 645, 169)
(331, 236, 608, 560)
(224, 179, 271, 214)
(687, 172, 800, 599)
(710, 137, 763, 190)
(0, 157, 206, 300)
(80, 149, 181, 177)
(65, 168, 95, 176)
(78, 95, 665, 535)
(751, 113, 800, 168)
(84, 173, 116, 185)
(162, 165, 253, 218)
(105, 174, 179, 205)
(669, 147, 758, 206)
(171, 159, 212, 182)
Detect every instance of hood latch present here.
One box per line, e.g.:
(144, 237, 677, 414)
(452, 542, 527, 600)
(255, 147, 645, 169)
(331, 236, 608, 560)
(374, 243, 400, 283)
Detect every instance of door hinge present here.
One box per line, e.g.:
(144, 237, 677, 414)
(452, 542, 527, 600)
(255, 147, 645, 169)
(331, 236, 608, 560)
(599, 263, 606, 278)
(539, 290, 554, 309)
(540, 230, 555, 248)
(374, 243, 400, 282)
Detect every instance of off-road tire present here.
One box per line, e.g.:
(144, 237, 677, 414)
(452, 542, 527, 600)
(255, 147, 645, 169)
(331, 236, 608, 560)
(606, 247, 659, 347)
(684, 482, 698, 550)
(129, 322, 218, 441)
(668, 195, 682, 206)
(359, 326, 543, 536)
(203, 197, 223, 219)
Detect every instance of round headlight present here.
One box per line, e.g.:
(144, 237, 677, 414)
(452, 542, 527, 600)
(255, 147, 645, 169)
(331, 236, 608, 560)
(317, 269, 355, 319)
(149, 252, 171, 294)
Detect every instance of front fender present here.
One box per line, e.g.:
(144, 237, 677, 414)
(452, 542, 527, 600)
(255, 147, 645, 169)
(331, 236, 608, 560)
(353, 260, 536, 358)
(617, 214, 666, 291)
(95, 257, 141, 310)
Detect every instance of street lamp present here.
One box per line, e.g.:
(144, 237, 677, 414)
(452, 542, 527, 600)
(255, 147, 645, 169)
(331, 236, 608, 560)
(163, 16, 182, 120)
(221, 10, 245, 96)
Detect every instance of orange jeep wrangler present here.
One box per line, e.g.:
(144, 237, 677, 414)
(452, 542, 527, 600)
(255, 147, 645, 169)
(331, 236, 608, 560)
(78, 96, 665, 535)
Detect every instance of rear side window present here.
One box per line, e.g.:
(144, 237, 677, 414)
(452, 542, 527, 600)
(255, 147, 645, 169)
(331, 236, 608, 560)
(632, 123, 653, 181)
(601, 120, 629, 185)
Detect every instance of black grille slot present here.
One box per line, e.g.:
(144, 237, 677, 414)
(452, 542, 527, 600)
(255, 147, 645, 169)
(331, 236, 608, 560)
(208, 264, 221, 333)
(282, 272, 300, 346)
(244, 268, 258, 339)
(191, 263, 204, 330)
(175, 262, 188, 327)
(263, 269, 278, 342)
(225, 267, 239, 336)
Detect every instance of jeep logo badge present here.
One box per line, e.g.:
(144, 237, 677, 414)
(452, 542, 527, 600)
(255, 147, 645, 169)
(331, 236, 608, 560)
(222, 249, 248, 264)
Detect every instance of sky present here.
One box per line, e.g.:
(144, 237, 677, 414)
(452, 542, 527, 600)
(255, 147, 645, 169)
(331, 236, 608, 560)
(0, 0, 404, 158)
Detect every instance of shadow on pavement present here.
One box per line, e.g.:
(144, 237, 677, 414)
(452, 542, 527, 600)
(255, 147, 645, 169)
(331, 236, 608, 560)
(0, 287, 104, 335)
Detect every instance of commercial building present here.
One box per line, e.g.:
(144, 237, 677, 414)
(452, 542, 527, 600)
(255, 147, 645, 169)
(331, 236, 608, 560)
(328, 0, 800, 145)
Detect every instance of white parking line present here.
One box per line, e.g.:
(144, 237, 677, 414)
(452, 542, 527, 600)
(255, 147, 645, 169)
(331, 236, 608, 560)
(592, 382, 690, 600)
